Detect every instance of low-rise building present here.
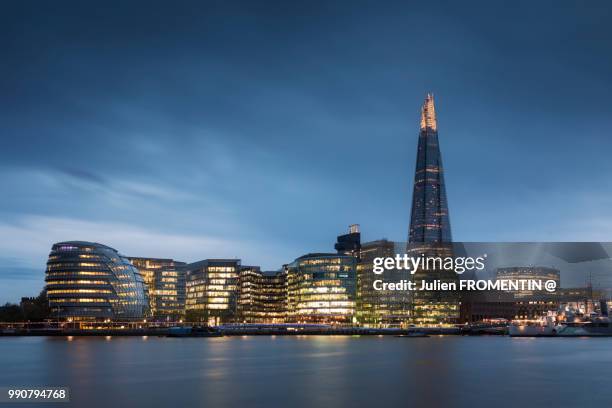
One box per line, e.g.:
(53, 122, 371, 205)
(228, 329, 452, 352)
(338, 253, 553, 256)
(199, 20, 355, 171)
(45, 241, 149, 321)
(128, 257, 186, 321)
(185, 259, 240, 325)
(286, 253, 356, 324)
(237, 267, 286, 323)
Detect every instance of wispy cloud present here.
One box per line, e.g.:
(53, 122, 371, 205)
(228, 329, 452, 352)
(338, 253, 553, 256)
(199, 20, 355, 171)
(0, 214, 297, 302)
(0, 215, 292, 267)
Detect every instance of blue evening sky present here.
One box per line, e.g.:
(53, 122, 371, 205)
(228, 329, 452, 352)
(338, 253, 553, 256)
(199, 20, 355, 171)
(1, 1, 611, 302)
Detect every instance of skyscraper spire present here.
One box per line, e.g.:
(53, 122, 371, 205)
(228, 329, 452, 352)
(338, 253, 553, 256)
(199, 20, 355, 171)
(419, 93, 437, 131)
(409, 93, 451, 243)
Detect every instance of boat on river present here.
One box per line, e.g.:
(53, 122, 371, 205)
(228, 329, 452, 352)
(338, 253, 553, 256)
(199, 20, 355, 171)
(166, 326, 223, 337)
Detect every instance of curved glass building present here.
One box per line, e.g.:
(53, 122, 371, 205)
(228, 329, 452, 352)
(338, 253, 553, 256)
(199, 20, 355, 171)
(45, 241, 149, 321)
(286, 253, 356, 324)
(496, 266, 561, 299)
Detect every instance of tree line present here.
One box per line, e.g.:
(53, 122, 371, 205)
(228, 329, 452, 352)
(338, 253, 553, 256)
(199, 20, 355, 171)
(0, 290, 50, 322)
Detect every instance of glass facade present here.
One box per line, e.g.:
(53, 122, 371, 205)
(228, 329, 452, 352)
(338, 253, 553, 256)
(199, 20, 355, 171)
(286, 253, 356, 324)
(408, 94, 452, 243)
(45, 241, 149, 321)
(496, 267, 561, 299)
(128, 257, 186, 320)
(408, 243, 460, 325)
(356, 240, 411, 327)
(408, 95, 460, 325)
(185, 259, 240, 325)
(237, 267, 287, 323)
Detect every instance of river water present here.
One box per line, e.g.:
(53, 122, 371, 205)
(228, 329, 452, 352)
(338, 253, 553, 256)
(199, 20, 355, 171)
(0, 335, 610, 408)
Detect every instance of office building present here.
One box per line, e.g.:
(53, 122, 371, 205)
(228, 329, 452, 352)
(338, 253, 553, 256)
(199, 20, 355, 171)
(45, 241, 149, 321)
(335, 224, 361, 258)
(237, 266, 287, 323)
(356, 240, 411, 327)
(407, 94, 460, 324)
(286, 253, 356, 324)
(185, 259, 240, 325)
(128, 257, 186, 320)
(496, 267, 561, 299)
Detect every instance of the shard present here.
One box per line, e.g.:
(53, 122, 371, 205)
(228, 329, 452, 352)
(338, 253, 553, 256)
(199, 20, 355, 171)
(408, 94, 452, 243)
(407, 94, 459, 325)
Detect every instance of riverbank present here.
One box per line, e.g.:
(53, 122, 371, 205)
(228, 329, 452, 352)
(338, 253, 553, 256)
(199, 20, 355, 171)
(0, 321, 514, 336)
(1, 326, 471, 336)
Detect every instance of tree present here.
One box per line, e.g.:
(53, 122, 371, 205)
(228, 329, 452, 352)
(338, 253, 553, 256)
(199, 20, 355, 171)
(21, 290, 50, 321)
(0, 303, 24, 322)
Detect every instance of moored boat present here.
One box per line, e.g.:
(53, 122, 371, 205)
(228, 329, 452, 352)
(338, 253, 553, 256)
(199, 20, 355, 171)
(508, 315, 561, 337)
(166, 326, 223, 338)
(395, 332, 429, 338)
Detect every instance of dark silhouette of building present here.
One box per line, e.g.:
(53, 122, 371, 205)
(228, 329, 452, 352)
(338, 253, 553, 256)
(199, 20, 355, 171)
(335, 224, 361, 259)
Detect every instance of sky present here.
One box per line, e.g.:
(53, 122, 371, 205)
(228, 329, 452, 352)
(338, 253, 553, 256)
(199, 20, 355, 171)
(1, 1, 612, 302)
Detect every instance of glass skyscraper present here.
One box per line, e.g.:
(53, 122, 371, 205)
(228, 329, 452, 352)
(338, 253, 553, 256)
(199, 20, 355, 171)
(408, 95, 459, 325)
(408, 94, 452, 243)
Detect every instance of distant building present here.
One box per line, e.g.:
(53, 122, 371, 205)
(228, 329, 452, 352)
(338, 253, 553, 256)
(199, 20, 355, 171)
(459, 291, 517, 323)
(45, 241, 149, 321)
(20, 297, 37, 308)
(335, 224, 361, 258)
(356, 240, 411, 327)
(185, 259, 240, 325)
(496, 267, 561, 299)
(128, 257, 186, 320)
(556, 287, 605, 316)
(286, 253, 356, 324)
(460, 286, 603, 323)
(237, 266, 287, 323)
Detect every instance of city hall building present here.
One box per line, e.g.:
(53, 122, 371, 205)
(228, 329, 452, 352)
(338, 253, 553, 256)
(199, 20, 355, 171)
(45, 241, 149, 321)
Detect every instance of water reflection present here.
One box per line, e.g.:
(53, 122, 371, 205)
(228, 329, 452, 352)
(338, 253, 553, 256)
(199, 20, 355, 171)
(1, 336, 611, 408)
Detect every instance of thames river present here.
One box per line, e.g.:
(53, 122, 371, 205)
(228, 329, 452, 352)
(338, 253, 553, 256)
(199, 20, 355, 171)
(0, 335, 610, 408)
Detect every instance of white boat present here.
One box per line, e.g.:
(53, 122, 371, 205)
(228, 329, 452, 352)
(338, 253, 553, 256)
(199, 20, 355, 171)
(508, 315, 562, 337)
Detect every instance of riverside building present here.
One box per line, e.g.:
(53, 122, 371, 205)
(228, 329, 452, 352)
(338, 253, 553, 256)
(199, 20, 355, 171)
(335, 224, 361, 259)
(407, 94, 460, 325)
(496, 267, 561, 299)
(286, 253, 356, 324)
(237, 266, 287, 323)
(128, 257, 186, 321)
(356, 240, 411, 327)
(45, 241, 149, 321)
(185, 259, 240, 325)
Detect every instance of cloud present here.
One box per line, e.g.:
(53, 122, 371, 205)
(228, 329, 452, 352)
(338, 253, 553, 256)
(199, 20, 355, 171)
(0, 214, 299, 303)
(0, 260, 41, 280)
(0, 215, 292, 268)
(59, 167, 107, 186)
